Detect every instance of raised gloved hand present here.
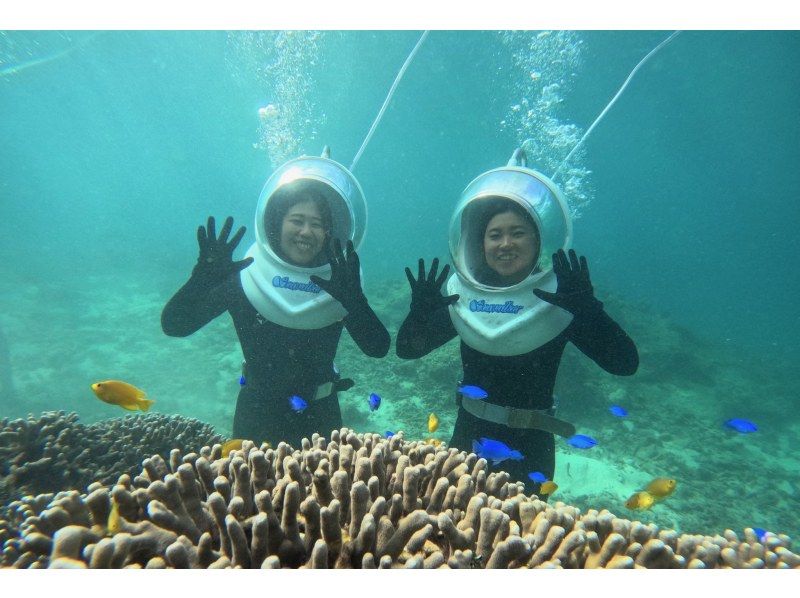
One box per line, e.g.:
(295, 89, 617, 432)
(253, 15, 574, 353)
(310, 239, 366, 313)
(192, 216, 253, 286)
(404, 258, 460, 314)
(533, 249, 603, 316)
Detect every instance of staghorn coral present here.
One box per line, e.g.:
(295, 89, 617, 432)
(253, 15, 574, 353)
(0, 411, 223, 505)
(0, 426, 797, 569)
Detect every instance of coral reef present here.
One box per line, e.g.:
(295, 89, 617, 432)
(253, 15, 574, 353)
(4, 273, 798, 540)
(1, 428, 796, 569)
(0, 411, 223, 506)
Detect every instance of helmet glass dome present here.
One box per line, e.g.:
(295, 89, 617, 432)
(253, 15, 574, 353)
(253, 154, 366, 272)
(449, 166, 572, 290)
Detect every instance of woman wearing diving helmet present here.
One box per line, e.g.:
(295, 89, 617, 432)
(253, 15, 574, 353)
(396, 149, 638, 492)
(162, 149, 390, 447)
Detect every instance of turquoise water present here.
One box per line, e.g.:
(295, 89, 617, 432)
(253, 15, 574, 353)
(1, 30, 798, 539)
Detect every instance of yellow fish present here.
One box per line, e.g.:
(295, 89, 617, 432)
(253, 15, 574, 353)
(625, 491, 655, 511)
(427, 413, 439, 434)
(107, 498, 121, 536)
(221, 439, 244, 457)
(91, 380, 154, 412)
(423, 438, 443, 447)
(645, 477, 677, 501)
(539, 481, 558, 495)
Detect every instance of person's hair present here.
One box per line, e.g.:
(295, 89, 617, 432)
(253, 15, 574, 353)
(470, 197, 539, 286)
(265, 181, 332, 267)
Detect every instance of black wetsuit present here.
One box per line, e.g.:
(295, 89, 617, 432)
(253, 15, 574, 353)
(396, 301, 638, 492)
(162, 271, 389, 447)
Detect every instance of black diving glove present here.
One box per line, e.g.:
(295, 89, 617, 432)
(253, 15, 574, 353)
(310, 239, 368, 313)
(404, 258, 460, 315)
(191, 216, 253, 287)
(533, 249, 603, 317)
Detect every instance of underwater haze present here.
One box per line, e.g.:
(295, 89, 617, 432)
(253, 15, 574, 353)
(1, 30, 799, 540)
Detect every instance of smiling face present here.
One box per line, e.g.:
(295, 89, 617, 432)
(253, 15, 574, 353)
(279, 199, 329, 266)
(483, 209, 539, 285)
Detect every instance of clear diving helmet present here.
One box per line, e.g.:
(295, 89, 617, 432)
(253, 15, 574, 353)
(240, 147, 367, 329)
(446, 148, 575, 356)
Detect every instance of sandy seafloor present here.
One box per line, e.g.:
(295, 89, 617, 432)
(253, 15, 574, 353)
(0, 266, 797, 543)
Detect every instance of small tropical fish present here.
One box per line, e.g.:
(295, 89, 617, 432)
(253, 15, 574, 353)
(609, 405, 628, 417)
(107, 498, 121, 536)
(528, 471, 548, 483)
(221, 439, 244, 458)
(289, 395, 307, 413)
(91, 380, 154, 412)
(428, 413, 439, 433)
(368, 393, 381, 412)
(539, 481, 558, 495)
(724, 418, 757, 433)
(752, 527, 769, 542)
(384, 431, 395, 438)
(625, 491, 655, 511)
(424, 438, 443, 447)
(239, 375, 246, 386)
(566, 434, 597, 449)
(458, 385, 488, 400)
(471, 437, 524, 465)
(645, 477, 677, 501)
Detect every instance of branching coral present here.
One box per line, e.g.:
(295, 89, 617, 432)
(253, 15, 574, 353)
(0, 411, 222, 505)
(1, 427, 797, 569)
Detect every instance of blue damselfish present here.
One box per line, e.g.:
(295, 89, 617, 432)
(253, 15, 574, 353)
(472, 437, 524, 465)
(566, 434, 598, 449)
(528, 471, 548, 483)
(368, 393, 381, 412)
(289, 395, 307, 413)
(609, 405, 628, 417)
(724, 418, 757, 433)
(458, 385, 488, 400)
